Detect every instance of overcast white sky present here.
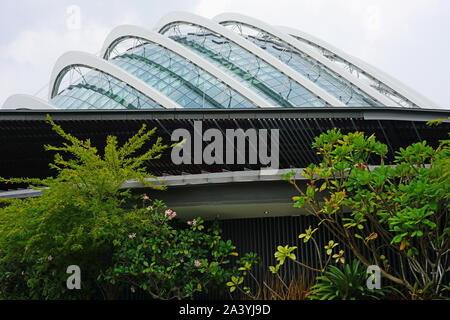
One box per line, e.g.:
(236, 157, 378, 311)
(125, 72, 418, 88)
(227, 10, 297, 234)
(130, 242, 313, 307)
(0, 0, 449, 108)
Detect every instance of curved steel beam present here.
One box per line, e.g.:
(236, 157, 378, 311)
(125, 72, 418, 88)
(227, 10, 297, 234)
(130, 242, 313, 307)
(154, 11, 345, 107)
(49, 51, 183, 109)
(214, 13, 396, 107)
(100, 25, 271, 108)
(277, 25, 438, 109)
(2, 94, 58, 110)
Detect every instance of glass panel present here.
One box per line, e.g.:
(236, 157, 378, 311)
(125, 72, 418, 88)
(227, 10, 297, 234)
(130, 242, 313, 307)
(288, 33, 416, 107)
(221, 23, 381, 106)
(108, 40, 256, 109)
(160, 23, 327, 107)
(52, 68, 163, 110)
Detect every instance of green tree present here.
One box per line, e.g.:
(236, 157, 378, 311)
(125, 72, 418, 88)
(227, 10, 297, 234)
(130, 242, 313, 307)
(0, 115, 169, 299)
(285, 128, 449, 297)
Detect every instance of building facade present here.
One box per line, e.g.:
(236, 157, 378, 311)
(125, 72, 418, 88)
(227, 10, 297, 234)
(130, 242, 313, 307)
(1, 12, 449, 294)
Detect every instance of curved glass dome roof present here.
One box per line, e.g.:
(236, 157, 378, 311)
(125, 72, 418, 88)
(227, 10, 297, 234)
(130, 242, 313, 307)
(2, 12, 439, 110)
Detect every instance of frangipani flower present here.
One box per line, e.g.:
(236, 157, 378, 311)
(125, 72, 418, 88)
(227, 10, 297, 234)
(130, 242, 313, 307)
(332, 250, 345, 264)
(353, 163, 368, 169)
(165, 209, 176, 219)
(298, 225, 317, 243)
(129, 233, 136, 239)
(324, 240, 338, 255)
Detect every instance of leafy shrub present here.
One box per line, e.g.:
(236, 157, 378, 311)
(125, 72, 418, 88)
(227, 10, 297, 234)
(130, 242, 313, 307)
(285, 127, 450, 298)
(0, 116, 252, 300)
(0, 116, 168, 299)
(104, 199, 238, 300)
(309, 259, 386, 300)
(226, 251, 316, 300)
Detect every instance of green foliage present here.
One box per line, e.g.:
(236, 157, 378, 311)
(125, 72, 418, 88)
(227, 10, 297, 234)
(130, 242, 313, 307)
(285, 127, 450, 297)
(225, 252, 261, 298)
(274, 245, 297, 265)
(226, 276, 244, 294)
(324, 240, 338, 256)
(105, 199, 238, 300)
(309, 259, 386, 300)
(298, 225, 317, 243)
(0, 116, 170, 299)
(0, 116, 258, 300)
(426, 117, 450, 127)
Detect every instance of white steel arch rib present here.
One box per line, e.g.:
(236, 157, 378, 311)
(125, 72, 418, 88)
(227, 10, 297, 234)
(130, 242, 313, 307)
(2, 94, 59, 110)
(214, 13, 396, 107)
(49, 51, 183, 109)
(154, 11, 345, 107)
(277, 26, 438, 109)
(100, 25, 271, 108)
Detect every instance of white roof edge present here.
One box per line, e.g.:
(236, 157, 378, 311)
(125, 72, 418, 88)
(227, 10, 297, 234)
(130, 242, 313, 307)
(153, 11, 345, 107)
(127, 165, 392, 187)
(2, 94, 59, 110)
(213, 13, 397, 107)
(277, 25, 439, 109)
(100, 24, 271, 108)
(48, 50, 183, 109)
(122, 168, 307, 188)
(0, 165, 397, 199)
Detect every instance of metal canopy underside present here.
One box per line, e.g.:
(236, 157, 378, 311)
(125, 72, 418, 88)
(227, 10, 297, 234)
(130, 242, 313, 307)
(0, 107, 448, 190)
(1, 106, 448, 121)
